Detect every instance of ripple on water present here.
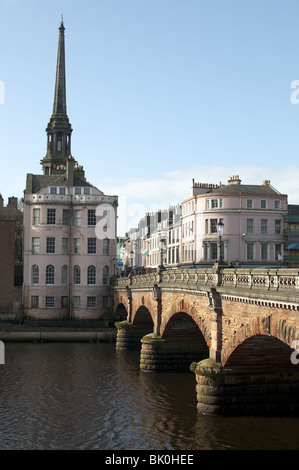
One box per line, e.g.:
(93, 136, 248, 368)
(1, 343, 299, 450)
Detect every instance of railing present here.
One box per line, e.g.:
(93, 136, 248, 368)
(113, 267, 299, 293)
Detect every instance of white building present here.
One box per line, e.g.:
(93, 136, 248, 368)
(23, 21, 118, 319)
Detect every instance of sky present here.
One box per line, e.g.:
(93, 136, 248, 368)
(1, 0, 299, 235)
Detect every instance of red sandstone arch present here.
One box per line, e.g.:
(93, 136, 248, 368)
(224, 334, 297, 369)
(222, 314, 299, 366)
(114, 302, 128, 321)
(132, 305, 154, 329)
(161, 297, 211, 348)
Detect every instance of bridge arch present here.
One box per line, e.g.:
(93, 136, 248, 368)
(132, 305, 154, 330)
(222, 315, 299, 366)
(161, 295, 211, 348)
(224, 334, 297, 369)
(114, 302, 128, 322)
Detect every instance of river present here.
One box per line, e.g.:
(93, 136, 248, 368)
(0, 342, 299, 451)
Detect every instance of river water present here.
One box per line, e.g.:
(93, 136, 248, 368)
(1, 342, 299, 451)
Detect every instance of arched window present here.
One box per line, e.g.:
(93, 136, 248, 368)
(103, 265, 109, 285)
(61, 265, 68, 285)
(73, 265, 81, 285)
(46, 265, 54, 285)
(32, 265, 39, 285)
(87, 265, 96, 285)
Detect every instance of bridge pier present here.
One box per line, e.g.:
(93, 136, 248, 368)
(191, 358, 299, 416)
(115, 321, 152, 351)
(140, 334, 209, 372)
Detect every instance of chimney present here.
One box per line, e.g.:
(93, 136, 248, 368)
(228, 175, 241, 185)
(8, 197, 18, 209)
(66, 155, 75, 186)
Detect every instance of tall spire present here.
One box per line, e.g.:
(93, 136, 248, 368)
(53, 18, 67, 115)
(41, 19, 72, 175)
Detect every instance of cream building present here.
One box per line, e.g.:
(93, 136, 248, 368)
(23, 21, 118, 319)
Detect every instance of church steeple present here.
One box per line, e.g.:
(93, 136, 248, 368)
(41, 19, 73, 175)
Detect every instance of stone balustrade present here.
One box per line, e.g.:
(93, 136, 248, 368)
(114, 267, 299, 295)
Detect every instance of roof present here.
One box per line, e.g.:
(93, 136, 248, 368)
(25, 173, 98, 195)
(206, 183, 284, 197)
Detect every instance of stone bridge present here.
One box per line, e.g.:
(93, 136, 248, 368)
(113, 265, 299, 416)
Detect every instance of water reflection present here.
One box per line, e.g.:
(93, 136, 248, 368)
(0, 343, 299, 450)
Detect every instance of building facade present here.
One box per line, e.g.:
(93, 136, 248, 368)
(0, 196, 22, 319)
(23, 21, 118, 320)
(181, 175, 287, 266)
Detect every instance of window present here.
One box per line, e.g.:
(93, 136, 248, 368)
(73, 265, 81, 285)
(205, 219, 209, 234)
(46, 237, 55, 254)
(275, 220, 281, 234)
(103, 265, 109, 285)
(31, 265, 39, 285)
(75, 187, 81, 195)
(47, 208, 56, 225)
(73, 210, 81, 227)
(73, 296, 80, 308)
(32, 237, 40, 254)
(88, 238, 96, 254)
(31, 296, 39, 308)
(62, 238, 69, 255)
(103, 238, 109, 255)
(73, 238, 81, 254)
(210, 243, 218, 260)
(61, 296, 68, 308)
(261, 243, 269, 261)
(210, 219, 218, 234)
(207, 199, 223, 209)
(46, 265, 54, 285)
(246, 199, 253, 209)
(274, 200, 281, 210)
(261, 219, 268, 234)
(275, 244, 283, 261)
(63, 209, 70, 225)
(247, 243, 255, 260)
(88, 209, 96, 226)
(45, 296, 55, 308)
(87, 296, 96, 308)
(246, 219, 254, 234)
(84, 187, 91, 195)
(50, 187, 57, 194)
(59, 187, 66, 195)
(261, 199, 267, 209)
(87, 265, 96, 285)
(32, 209, 40, 225)
(61, 265, 68, 285)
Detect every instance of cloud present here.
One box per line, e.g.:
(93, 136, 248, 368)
(4, 163, 299, 237)
(97, 164, 299, 235)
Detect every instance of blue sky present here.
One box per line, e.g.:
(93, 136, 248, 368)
(1, 0, 299, 235)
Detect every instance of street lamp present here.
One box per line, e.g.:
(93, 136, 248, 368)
(159, 238, 166, 267)
(217, 220, 224, 263)
(130, 250, 134, 268)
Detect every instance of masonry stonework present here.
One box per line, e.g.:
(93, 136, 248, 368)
(113, 267, 299, 415)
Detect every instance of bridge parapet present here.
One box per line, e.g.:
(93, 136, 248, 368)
(114, 267, 299, 296)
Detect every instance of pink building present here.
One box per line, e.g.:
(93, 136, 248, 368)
(23, 21, 118, 320)
(181, 175, 287, 266)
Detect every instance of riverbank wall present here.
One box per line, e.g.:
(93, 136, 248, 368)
(0, 320, 117, 343)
